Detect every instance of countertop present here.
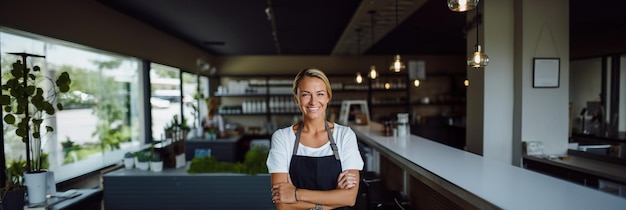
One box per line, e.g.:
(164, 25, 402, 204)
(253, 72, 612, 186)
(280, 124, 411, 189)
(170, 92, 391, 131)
(350, 122, 626, 210)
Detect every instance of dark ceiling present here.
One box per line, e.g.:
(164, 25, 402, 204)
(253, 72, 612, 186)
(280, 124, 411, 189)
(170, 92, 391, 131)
(97, 0, 626, 58)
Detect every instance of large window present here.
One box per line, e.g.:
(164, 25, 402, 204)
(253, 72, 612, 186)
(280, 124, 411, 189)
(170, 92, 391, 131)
(150, 63, 183, 140)
(1, 29, 143, 182)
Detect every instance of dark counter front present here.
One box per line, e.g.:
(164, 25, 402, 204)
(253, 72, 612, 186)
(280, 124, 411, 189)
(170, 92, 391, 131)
(185, 136, 241, 162)
(185, 134, 271, 162)
(102, 165, 273, 209)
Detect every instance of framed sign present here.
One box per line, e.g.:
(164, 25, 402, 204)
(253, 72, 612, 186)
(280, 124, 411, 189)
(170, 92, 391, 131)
(533, 58, 560, 88)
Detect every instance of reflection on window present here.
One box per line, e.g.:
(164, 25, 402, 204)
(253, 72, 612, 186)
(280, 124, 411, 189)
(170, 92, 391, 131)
(150, 63, 183, 140)
(1, 29, 142, 182)
(182, 72, 205, 138)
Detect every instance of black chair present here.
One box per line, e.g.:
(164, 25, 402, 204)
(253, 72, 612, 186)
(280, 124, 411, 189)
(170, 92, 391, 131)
(358, 171, 412, 210)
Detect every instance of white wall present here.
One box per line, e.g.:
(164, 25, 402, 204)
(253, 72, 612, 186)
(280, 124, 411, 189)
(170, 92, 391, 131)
(468, 0, 570, 165)
(518, 0, 570, 156)
(481, 0, 515, 163)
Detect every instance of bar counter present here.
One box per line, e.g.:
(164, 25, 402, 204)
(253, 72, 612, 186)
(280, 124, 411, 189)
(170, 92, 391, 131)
(350, 122, 626, 210)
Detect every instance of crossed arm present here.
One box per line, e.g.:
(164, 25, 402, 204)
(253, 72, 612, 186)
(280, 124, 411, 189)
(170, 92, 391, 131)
(270, 170, 360, 210)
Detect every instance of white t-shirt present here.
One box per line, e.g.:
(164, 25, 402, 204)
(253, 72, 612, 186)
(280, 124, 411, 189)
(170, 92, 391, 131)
(266, 123, 364, 173)
(202, 114, 224, 133)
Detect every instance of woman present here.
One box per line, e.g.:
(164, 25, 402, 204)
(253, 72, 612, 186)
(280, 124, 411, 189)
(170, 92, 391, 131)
(267, 68, 364, 209)
(201, 97, 225, 138)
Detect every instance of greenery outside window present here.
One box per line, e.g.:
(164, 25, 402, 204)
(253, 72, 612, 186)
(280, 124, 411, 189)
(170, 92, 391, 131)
(1, 29, 143, 182)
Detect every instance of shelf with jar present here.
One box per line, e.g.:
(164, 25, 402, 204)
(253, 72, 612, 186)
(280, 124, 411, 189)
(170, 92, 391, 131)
(215, 76, 300, 117)
(369, 74, 410, 109)
(328, 74, 369, 110)
(409, 74, 466, 107)
(214, 73, 414, 123)
(214, 76, 269, 96)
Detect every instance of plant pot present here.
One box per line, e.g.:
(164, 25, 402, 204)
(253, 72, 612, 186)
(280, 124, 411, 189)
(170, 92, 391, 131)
(150, 161, 163, 172)
(24, 171, 47, 204)
(123, 158, 135, 169)
(175, 153, 186, 168)
(1, 186, 26, 210)
(136, 161, 149, 171)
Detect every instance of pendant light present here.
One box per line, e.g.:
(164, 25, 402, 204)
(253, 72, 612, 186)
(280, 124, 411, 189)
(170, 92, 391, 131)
(356, 28, 363, 84)
(368, 10, 378, 80)
(413, 78, 420, 87)
(448, 0, 479, 12)
(369, 65, 378, 79)
(467, 4, 489, 68)
(389, 0, 405, 73)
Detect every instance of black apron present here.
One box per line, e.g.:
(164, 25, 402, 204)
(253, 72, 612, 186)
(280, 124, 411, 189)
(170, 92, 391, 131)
(289, 122, 347, 210)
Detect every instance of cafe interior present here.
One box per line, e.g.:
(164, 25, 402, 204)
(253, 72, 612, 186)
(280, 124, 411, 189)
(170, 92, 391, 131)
(1, 0, 626, 209)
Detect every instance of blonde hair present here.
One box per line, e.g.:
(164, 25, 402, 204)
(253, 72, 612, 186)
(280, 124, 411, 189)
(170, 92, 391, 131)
(206, 97, 219, 110)
(292, 68, 333, 100)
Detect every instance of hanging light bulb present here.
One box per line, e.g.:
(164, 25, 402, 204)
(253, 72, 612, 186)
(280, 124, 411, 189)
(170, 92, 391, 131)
(356, 72, 363, 84)
(467, 5, 489, 69)
(390, 54, 405, 73)
(413, 79, 420, 87)
(447, 0, 479, 12)
(464, 79, 470, 87)
(384, 82, 391, 89)
(369, 65, 378, 79)
(468, 45, 489, 68)
(390, 0, 404, 73)
(368, 10, 378, 80)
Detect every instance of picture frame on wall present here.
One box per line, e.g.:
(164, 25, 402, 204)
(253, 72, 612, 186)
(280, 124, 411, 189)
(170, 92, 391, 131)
(533, 58, 560, 88)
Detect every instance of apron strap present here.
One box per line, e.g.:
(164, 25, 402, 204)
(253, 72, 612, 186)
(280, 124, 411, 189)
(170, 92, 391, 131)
(293, 122, 303, 155)
(325, 122, 340, 160)
(292, 122, 340, 160)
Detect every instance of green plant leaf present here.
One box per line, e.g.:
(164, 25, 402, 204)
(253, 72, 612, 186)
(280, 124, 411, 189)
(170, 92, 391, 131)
(4, 114, 16, 124)
(0, 95, 10, 105)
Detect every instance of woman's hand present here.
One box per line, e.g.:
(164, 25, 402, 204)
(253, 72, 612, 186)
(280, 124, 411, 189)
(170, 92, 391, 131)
(271, 182, 297, 204)
(336, 170, 357, 189)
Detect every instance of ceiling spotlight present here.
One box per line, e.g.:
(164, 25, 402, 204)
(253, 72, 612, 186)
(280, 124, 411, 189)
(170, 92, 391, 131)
(448, 0, 479, 12)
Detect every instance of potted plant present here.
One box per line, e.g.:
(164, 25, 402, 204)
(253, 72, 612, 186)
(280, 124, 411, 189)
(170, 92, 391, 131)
(149, 153, 163, 172)
(0, 54, 72, 204)
(123, 152, 135, 169)
(163, 115, 190, 168)
(135, 151, 150, 171)
(1, 158, 26, 210)
(163, 115, 190, 140)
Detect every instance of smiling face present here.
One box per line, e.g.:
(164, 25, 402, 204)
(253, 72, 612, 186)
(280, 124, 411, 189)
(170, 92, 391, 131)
(295, 76, 330, 120)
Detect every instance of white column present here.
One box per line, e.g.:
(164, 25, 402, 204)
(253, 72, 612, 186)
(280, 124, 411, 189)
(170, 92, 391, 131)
(466, 0, 570, 166)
